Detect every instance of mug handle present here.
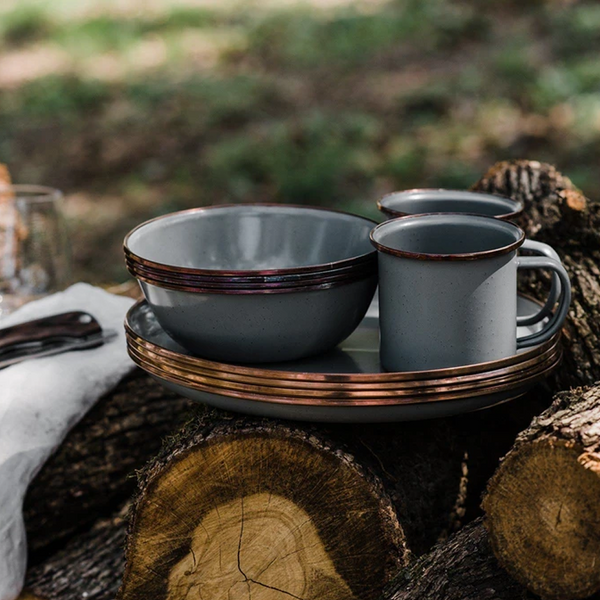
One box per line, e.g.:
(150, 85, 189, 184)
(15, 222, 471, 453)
(516, 240, 561, 327)
(516, 256, 571, 349)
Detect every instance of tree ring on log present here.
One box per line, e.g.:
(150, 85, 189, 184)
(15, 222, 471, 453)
(484, 439, 600, 600)
(119, 431, 407, 600)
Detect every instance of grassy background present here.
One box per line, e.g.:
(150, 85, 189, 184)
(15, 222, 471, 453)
(0, 0, 599, 283)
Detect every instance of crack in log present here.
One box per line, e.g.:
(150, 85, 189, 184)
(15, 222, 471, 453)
(183, 546, 197, 577)
(358, 438, 398, 483)
(555, 502, 564, 529)
(246, 577, 306, 600)
(235, 495, 307, 600)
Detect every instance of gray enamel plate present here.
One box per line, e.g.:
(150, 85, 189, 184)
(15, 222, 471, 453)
(131, 295, 558, 422)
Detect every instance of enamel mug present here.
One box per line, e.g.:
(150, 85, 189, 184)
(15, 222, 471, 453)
(377, 189, 523, 221)
(370, 213, 571, 372)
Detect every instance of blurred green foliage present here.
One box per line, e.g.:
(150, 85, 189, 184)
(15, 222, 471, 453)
(0, 0, 598, 283)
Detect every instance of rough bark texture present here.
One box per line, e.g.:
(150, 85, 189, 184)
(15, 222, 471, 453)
(23, 504, 128, 600)
(23, 370, 193, 561)
(483, 385, 600, 600)
(115, 395, 560, 600)
(380, 519, 531, 600)
(20, 391, 553, 600)
(473, 159, 600, 390)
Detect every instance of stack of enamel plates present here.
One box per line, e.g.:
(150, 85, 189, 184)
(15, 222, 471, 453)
(125, 294, 562, 423)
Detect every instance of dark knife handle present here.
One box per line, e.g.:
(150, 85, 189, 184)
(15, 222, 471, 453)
(0, 312, 102, 352)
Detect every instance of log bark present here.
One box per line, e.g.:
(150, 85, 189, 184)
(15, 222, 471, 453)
(114, 397, 557, 600)
(380, 518, 531, 600)
(23, 370, 193, 561)
(23, 504, 128, 600)
(19, 391, 553, 600)
(472, 159, 600, 390)
(483, 385, 600, 600)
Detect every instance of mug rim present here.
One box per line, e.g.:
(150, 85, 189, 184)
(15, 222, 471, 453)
(370, 212, 526, 261)
(377, 188, 524, 220)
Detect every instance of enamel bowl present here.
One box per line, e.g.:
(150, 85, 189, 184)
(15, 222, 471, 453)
(124, 204, 378, 362)
(139, 275, 377, 362)
(124, 204, 376, 280)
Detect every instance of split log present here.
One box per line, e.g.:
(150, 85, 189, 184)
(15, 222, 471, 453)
(380, 518, 530, 600)
(114, 397, 558, 600)
(23, 370, 193, 561)
(483, 385, 600, 600)
(472, 159, 600, 390)
(23, 504, 128, 600)
(473, 161, 600, 600)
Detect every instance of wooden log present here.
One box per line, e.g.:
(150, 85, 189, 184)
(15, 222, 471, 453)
(19, 390, 554, 599)
(17, 392, 553, 599)
(473, 161, 600, 600)
(114, 398, 558, 600)
(22, 516, 529, 600)
(483, 385, 600, 600)
(472, 159, 600, 390)
(380, 518, 529, 600)
(23, 370, 193, 561)
(25, 158, 594, 599)
(23, 504, 128, 600)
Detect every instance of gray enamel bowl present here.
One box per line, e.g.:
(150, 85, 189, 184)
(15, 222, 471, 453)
(378, 189, 523, 221)
(140, 274, 378, 363)
(124, 204, 376, 278)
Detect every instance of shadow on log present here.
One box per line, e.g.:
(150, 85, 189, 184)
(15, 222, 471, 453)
(380, 518, 531, 600)
(24, 504, 128, 600)
(24, 370, 193, 561)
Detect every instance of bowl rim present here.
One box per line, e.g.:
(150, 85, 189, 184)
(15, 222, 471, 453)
(123, 203, 377, 276)
(125, 253, 376, 285)
(377, 188, 524, 221)
(131, 266, 378, 294)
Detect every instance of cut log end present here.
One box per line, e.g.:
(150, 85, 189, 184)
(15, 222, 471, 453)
(561, 189, 587, 214)
(167, 493, 355, 600)
(119, 432, 407, 600)
(483, 440, 600, 600)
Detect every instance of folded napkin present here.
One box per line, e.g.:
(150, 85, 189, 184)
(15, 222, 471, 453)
(0, 283, 135, 600)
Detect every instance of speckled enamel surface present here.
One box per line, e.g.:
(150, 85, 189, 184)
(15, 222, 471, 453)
(140, 275, 377, 363)
(372, 214, 570, 371)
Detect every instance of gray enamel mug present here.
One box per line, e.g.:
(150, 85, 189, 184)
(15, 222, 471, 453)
(377, 189, 524, 221)
(370, 214, 571, 372)
(377, 188, 561, 325)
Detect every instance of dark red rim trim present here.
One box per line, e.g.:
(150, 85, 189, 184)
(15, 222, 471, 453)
(124, 203, 377, 276)
(377, 188, 524, 221)
(370, 212, 526, 261)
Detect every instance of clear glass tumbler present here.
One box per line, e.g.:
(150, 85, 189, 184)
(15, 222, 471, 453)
(0, 185, 72, 317)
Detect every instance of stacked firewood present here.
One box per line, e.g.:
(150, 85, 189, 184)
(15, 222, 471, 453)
(19, 160, 600, 600)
